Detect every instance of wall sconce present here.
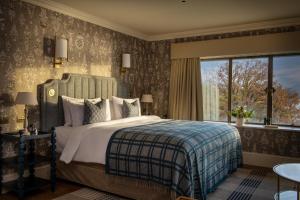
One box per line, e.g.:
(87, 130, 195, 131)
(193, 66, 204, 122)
(54, 37, 68, 68)
(121, 53, 130, 74)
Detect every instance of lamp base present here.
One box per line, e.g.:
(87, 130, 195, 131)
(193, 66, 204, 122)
(145, 104, 151, 115)
(22, 129, 31, 135)
(23, 106, 29, 135)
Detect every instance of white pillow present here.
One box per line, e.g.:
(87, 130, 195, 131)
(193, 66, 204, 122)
(68, 100, 86, 127)
(61, 96, 72, 126)
(112, 96, 141, 119)
(61, 96, 111, 127)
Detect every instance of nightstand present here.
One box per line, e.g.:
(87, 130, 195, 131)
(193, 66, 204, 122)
(0, 128, 56, 199)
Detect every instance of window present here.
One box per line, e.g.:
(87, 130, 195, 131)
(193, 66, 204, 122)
(273, 55, 300, 125)
(201, 60, 228, 121)
(232, 58, 268, 123)
(201, 54, 300, 126)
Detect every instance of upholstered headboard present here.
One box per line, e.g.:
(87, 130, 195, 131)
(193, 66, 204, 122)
(38, 73, 128, 132)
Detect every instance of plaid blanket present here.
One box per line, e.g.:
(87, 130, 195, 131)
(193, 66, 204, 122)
(106, 120, 242, 200)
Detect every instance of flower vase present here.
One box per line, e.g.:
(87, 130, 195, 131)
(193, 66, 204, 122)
(236, 117, 245, 126)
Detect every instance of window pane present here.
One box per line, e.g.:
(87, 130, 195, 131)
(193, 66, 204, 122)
(201, 60, 229, 121)
(232, 58, 268, 123)
(273, 55, 300, 125)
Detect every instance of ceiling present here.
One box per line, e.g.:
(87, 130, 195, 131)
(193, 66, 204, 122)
(27, 0, 300, 40)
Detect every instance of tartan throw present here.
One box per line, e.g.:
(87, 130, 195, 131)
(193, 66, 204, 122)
(106, 120, 243, 200)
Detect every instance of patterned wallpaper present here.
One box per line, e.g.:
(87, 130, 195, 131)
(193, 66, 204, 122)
(0, 0, 151, 132)
(237, 127, 300, 157)
(0, 0, 300, 179)
(145, 40, 171, 118)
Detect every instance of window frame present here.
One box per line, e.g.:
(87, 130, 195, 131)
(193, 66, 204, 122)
(200, 58, 230, 122)
(200, 53, 300, 127)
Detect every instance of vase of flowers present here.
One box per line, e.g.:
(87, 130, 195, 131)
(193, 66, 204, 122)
(236, 117, 244, 127)
(231, 106, 254, 126)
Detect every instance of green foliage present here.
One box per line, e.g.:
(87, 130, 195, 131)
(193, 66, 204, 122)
(231, 106, 254, 119)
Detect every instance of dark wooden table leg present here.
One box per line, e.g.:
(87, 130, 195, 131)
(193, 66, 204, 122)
(50, 127, 56, 192)
(29, 139, 35, 180)
(18, 131, 25, 199)
(0, 128, 3, 194)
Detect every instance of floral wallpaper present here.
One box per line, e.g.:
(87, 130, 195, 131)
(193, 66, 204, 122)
(0, 0, 300, 180)
(237, 127, 300, 157)
(144, 40, 171, 118)
(0, 0, 149, 132)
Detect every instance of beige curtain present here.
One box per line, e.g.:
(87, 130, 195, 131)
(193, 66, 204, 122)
(169, 58, 203, 120)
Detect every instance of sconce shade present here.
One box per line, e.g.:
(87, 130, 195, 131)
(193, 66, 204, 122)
(15, 92, 38, 105)
(141, 94, 153, 103)
(122, 54, 130, 68)
(55, 38, 68, 59)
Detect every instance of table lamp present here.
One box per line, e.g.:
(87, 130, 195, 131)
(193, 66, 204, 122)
(15, 92, 38, 133)
(141, 94, 153, 115)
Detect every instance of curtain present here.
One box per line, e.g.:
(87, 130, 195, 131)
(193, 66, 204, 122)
(169, 58, 203, 120)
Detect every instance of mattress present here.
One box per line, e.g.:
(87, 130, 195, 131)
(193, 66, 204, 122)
(56, 115, 164, 164)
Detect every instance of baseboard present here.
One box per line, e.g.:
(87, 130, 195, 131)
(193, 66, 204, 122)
(243, 151, 300, 168)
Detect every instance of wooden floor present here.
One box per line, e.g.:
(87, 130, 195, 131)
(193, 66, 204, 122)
(1, 180, 81, 200)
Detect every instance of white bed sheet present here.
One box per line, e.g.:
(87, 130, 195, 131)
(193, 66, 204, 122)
(56, 115, 164, 164)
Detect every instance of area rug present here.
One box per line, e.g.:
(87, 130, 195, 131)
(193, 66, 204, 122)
(53, 167, 293, 200)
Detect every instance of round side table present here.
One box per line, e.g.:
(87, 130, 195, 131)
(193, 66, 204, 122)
(273, 163, 300, 200)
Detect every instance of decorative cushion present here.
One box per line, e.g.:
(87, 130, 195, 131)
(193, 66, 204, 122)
(68, 101, 86, 127)
(112, 96, 141, 119)
(84, 99, 107, 124)
(61, 96, 111, 127)
(122, 100, 140, 118)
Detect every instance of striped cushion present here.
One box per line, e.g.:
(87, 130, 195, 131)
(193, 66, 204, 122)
(122, 100, 139, 118)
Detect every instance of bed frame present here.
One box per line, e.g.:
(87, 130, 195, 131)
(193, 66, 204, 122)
(38, 73, 175, 200)
(38, 73, 127, 132)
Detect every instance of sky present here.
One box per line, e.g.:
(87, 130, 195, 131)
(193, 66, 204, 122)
(273, 55, 300, 94)
(201, 60, 227, 82)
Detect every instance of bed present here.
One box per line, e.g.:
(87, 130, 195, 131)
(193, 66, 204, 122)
(38, 73, 242, 200)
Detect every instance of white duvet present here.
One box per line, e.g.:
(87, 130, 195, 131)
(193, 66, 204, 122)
(56, 115, 164, 164)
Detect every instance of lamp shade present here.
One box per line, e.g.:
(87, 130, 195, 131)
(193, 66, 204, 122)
(15, 92, 38, 105)
(122, 53, 130, 68)
(141, 94, 153, 103)
(55, 38, 68, 59)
